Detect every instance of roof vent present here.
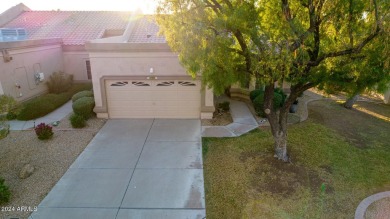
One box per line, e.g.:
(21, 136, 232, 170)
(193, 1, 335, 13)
(146, 34, 152, 38)
(0, 28, 27, 42)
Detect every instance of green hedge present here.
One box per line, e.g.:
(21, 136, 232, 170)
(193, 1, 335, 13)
(72, 90, 94, 103)
(72, 97, 95, 119)
(17, 83, 92, 121)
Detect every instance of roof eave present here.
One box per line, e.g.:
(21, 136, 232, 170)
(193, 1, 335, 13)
(86, 42, 172, 52)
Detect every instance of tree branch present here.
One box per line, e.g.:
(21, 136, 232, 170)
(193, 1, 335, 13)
(309, 26, 381, 66)
(203, 0, 222, 14)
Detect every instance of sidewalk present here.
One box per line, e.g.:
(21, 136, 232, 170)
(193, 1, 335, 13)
(201, 91, 326, 137)
(8, 101, 73, 130)
(202, 99, 258, 137)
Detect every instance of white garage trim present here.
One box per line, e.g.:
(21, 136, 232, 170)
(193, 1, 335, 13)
(105, 79, 201, 119)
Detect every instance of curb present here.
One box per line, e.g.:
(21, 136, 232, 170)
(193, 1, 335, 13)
(355, 191, 390, 219)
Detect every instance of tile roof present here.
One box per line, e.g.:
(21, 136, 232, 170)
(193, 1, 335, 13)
(128, 16, 166, 43)
(2, 11, 132, 45)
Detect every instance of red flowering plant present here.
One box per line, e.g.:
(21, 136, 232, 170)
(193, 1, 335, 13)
(34, 123, 53, 140)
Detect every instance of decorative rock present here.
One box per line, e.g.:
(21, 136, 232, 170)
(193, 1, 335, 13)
(19, 164, 35, 179)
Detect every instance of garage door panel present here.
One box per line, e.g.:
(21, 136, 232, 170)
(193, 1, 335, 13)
(153, 92, 178, 101)
(180, 93, 200, 100)
(106, 79, 200, 118)
(110, 110, 154, 118)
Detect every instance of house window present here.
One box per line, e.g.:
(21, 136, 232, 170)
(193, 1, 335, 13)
(86, 60, 92, 80)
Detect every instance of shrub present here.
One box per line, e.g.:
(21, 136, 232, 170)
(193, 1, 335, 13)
(274, 87, 287, 104)
(253, 94, 266, 116)
(46, 71, 73, 94)
(17, 83, 92, 121)
(0, 121, 9, 140)
(218, 101, 230, 111)
(249, 89, 264, 101)
(273, 92, 284, 108)
(253, 92, 284, 117)
(70, 113, 86, 128)
(72, 90, 94, 103)
(6, 112, 17, 120)
(34, 123, 53, 140)
(0, 95, 17, 114)
(0, 177, 10, 204)
(72, 97, 95, 119)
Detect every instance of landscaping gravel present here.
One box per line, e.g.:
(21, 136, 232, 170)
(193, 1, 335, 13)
(0, 115, 106, 219)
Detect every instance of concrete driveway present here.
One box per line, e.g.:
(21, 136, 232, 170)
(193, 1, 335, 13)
(30, 119, 205, 219)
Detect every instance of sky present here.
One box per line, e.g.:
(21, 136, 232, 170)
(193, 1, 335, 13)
(0, 0, 158, 14)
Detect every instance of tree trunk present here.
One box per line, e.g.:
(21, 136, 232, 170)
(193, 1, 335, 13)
(264, 84, 290, 162)
(273, 129, 289, 162)
(344, 94, 359, 109)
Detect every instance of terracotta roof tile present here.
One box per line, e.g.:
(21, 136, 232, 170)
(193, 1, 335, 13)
(2, 11, 132, 45)
(128, 16, 166, 43)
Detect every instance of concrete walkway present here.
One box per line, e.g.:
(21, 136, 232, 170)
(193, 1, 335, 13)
(8, 101, 73, 130)
(30, 119, 205, 219)
(202, 99, 258, 137)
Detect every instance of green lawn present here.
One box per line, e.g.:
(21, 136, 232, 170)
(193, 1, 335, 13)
(203, 99, 390, 219)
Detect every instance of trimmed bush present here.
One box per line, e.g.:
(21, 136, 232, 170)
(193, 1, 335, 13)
(253, 92, 283, 117)
(274, 87, 287, 104)
(17, 83, 92, 121)
(273, 92, 284, 108)
(0, 177, 10, 204)
(249, 89, 264, 101)
(72, 97, 95, 119)
(46, 71, 73, 94)
(70, 113, 86, 128)
(253, 94, 265, 116)
(72, 90, 94, 103)
(34, 123, 53, 140)
(218, 101, 230, 111)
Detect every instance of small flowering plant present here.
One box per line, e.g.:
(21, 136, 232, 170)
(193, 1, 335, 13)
(34, 123, 53, 140)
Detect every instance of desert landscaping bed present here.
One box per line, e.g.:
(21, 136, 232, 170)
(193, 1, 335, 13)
(0, 115, 106, 219)
(365, 197, 390, 219)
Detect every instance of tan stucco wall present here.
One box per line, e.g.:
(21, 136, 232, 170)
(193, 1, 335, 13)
(62, 51, 90, 82)
(0, 43, 64, 101)
(89, 52, 191, 107)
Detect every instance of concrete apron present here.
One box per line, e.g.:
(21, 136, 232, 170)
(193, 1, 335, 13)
(30, 119, 205, 219)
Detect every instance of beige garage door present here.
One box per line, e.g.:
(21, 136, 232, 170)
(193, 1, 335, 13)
(106, 79, 201, 118)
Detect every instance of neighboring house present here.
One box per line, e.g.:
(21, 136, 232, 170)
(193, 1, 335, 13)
(0, 3, 215, 119)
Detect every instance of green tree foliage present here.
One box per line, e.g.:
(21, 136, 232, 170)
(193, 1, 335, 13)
(156, 0, 387, 161)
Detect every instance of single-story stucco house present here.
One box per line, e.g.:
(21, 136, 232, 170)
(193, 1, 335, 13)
(0, 3, 215, 119)
(1, 4, 389, 120)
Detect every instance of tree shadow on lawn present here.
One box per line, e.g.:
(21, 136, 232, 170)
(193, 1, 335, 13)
(308, 99, 390, 148)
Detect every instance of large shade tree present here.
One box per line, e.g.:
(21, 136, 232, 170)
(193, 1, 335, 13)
(156, 0, 388, 162)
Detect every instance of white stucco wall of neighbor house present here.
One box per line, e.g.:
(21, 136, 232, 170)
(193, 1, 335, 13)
(62, 51, 91, 82)
(0, 39, 64, 102)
